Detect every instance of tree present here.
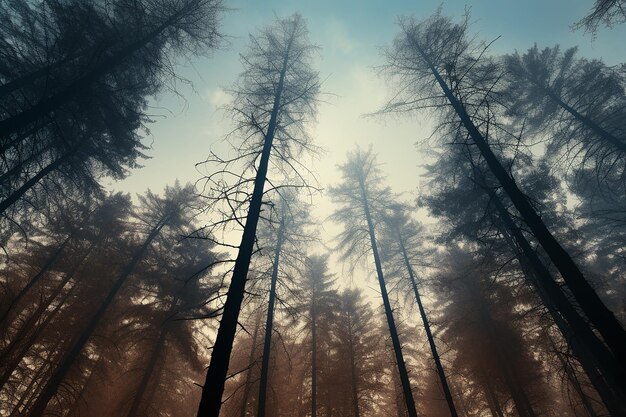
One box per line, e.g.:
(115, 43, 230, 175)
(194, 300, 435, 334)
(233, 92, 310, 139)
(380, 204, 458, 417)
(379, 9, 626, 380)
(26, 183, 201, 417)
(0, 0, 224, 235)
(574, 0, 626, 33)
(196, 13, 320, 417)
(329, 147, 418, 417)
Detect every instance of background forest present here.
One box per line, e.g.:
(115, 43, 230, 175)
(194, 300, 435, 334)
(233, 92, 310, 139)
(1, 1, 626, 417)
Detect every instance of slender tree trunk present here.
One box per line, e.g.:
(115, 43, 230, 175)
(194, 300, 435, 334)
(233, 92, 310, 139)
(358, 177, 418, 417)
(482, 380, 505, 417)
(398, 236, 457, 417)
(126, 329, 168, 417)
(8, 346, 56, 417)
(410, 36, 626, 375)
(311, 294, 318, 417)
(27, 219, 166, 417)
(0, 1, 196, 139)
(257, 218, 285, 417)
(196, 30, 296, 417)
(240, 311, 263, 417)
(347, 313, 361, 417)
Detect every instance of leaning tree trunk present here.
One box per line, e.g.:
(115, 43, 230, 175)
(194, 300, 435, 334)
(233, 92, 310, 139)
(196, 33, 295, 417)
(397, 236, 458, 417)
(27, 219, 166, 417)
(358, 177, 418, 417)
(257, 217, 285, 417)
(410, 35, 626, 374)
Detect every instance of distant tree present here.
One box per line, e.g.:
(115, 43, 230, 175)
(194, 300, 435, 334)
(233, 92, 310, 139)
(329, 147, 418, 417)
(380, 203, 458, 417)
(196, 14, 320, 417)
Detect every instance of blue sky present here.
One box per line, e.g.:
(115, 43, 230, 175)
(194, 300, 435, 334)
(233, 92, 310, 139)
(111, 0, 626, 243)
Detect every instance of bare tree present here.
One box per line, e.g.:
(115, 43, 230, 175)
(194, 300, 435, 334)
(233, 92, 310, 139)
(195, 14, 320, 417)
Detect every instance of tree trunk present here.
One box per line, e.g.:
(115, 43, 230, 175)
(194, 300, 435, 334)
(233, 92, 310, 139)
(0, 147, 76, 215)
(411, 35, 626, 377)
(398, 236, 457, 417)
(125, 329, 168, 417)
(196, 29, 296, 417)
(358, 177, 418, 417)
(26, 219, 166, 417)
(240, 311, 262, 417)
(347, 312, 361, 417)
(311, 292, 318, 417)
(257, 217, 285, 417)
(482, 380, 505, 417)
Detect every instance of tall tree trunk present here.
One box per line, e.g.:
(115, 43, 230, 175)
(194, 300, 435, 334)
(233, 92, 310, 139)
(196, 29, 296, 417)
(0, 1, 197, 139)
(398, 235, 457, 417)
(27, 219, 166, 417)
(257, 218, 285, 417)
(410, 35, 626, 376)
(358, 177, 418, 417)
(347, 312, 361, 417)
(240, 311, 262, 417)
(482, 380, 505, 417)
(311, 292, 318, 417)
(125, 329, 168, 417)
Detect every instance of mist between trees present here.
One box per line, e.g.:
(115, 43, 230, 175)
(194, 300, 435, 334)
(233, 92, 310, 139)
(0, 1, 625, 417)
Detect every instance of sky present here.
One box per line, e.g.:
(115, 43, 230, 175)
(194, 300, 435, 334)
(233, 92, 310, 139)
(110, 0, 626, 282)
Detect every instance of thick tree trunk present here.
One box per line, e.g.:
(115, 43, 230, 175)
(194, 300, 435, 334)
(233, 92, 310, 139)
(26, 220, 165, 417)
(257, 218, 285, 417)
(398, 236, 457, 417)
(411, 36, 626, 377)
(196, 31, 295, 417)
(358, 178, 418, 417)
